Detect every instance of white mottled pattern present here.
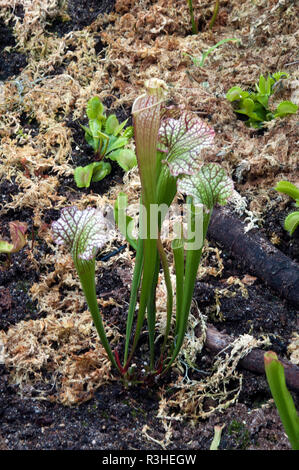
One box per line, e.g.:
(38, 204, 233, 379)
(159, 113, 215, 177)
(177, 163, 234, 209)
(52, 207, 108, 261)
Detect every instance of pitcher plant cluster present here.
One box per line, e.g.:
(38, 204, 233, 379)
(52, 79, 234, 382)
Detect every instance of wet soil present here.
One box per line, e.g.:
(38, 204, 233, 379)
(0, 0, 298, 453)
(46, 0, 116, 36)
(0, 18, 27, 81)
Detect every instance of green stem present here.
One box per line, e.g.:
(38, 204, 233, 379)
(123, 234, 144, 365)
(172, 236, 185, 335)
(172, 246, 203, 359)
(76, 259, 119, 372)
(209, 0, 219, 30)
(187, 0, 198, 34)
(126, 162, 177, 370)
(265, 352, 299, 450)
(126, 202, 157, 367)
(162, 202, 211, 374)
(146, 252, 160, 369)
(157, 237, 173, 360)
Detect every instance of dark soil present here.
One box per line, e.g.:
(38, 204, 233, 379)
(46, 0, 116, 36)
(0, 18, 27, 81)
(0, 0, 298, 453)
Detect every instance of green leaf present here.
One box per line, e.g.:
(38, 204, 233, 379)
(106, 149, 121, 161)
(89, 119, 102, 137)
(256, 94, 269, 109)
(284, 211, 299, 236)
(266, 75, 275, 94)
(177, 163, 234, 210)
(122, 125, 134, 139)
(272, 71, 289, 82)
(274, 101, 298, 118)
(264, 351, 299, 450)
(115, 148, 137, 171)
(86, 96, 105, 120)
(80, 124, 92, 135)
(74, 164, 94, 188)
(113, 118, 130, 137)
(276, 181, 299, 235)
(196, 38, 240, 67)
(105, 114, 119, 135)
(235, 97, 255, 116)
(235, 99, 266, 124)
(0, 240, 14, 253)
(81, 122, 100, 151)
(252, 101, 268, 121)
(256, 74, 267, 95)
(226, 86, 249, 102)
(275, 180, 299, 201)
(106, 136, 129, 156)
(91, 161, 111, 182)
(85, 133, 99, 153)
(74, 162, 111, 188)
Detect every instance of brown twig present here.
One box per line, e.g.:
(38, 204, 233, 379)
(205, 325, 299, 392)
(207, 206, 299, 307)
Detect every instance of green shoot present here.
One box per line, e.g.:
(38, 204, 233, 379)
(187, 0, 198, 34)
(184, 38, 240, 68)
(264, 351, 299, 450)
(208, 0, 220, 30)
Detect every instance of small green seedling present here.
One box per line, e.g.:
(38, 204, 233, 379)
(226, 72, 298, 128)
(264, 351, 299, 450)
(275, 180, 299, 235)
(184, 38, 240, 68)
(74, 96, 136, 188)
